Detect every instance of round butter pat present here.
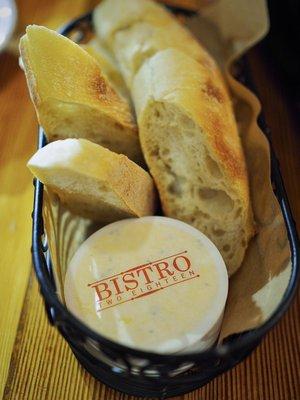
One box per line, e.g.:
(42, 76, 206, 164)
(64, 216, 228, 354)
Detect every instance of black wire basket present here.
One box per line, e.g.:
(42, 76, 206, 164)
(31, 9, 300, 399)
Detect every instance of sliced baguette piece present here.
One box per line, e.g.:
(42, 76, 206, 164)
(132, 49, 254, 275)
(83, 38, 129, 100)
(93, 0, 215, 87)
(27, 139, 156, 222)
(19, 25, 143, 164)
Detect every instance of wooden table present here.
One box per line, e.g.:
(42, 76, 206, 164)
(0, 1, 299, 399)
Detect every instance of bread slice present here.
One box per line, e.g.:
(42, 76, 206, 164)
(27, 139, 156, 222)
(19, 25, 143, 164)
(132, 49, 254, 275)
(83, 38, 129, 100)
(93, 0, 215, 87)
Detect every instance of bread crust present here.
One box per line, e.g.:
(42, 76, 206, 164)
(135, 49, 248, 188)
(82, 39, 130, 100)
(93, 0, 215, 87)
(20, 25, 143, 164)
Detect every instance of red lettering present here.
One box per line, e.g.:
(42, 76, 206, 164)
(137, 266, 154, 284)
(153, 261, 174, 279)
(173, 255, 191, 272)
(123, 272, 138, 291)
(94, 282, 112, 301)
(91, 252, 194, 311)
(110, 276, 123, 295)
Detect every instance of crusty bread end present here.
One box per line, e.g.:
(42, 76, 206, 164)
(27, 139, 156, 222)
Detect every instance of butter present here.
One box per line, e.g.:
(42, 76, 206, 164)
(64, 216, 228, 354)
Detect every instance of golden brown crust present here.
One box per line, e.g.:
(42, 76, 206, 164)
(202, 78, 225, 104)
(211, 120, 246, 181)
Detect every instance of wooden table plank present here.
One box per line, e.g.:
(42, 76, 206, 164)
(0, 1, 299, 399)
(0, 51, 35, 399)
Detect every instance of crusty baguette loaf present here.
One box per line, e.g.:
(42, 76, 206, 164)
(132, 49, 254, 275)
(20, 25, 143, 164)
(83, 38, 129, 100)
(93, 0, 215, 87)
(27, 139, 156, 222)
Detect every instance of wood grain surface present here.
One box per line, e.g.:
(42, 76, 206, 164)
(0, 0, 299, 399)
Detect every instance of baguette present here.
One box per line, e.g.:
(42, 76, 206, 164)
(27, 139, 156, 222)
(132, 49, 254, 275)
(93, 0, 215, 87)
(20, 25, 143, 164)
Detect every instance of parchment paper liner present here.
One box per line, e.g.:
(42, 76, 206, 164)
(42, 0, 292, 344)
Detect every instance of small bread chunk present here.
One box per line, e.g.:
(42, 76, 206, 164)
(19, 25, 143, 164)
(27, 139, 156, 222)
(132, 49, 254, 275)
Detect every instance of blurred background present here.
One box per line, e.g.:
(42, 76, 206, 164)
(263, 0, 300, 105)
